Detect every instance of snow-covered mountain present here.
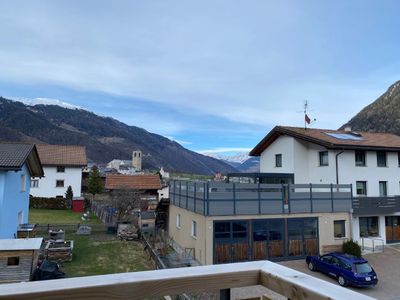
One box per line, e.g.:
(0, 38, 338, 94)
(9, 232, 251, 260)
(202, 151, 260, 172)
(7, 97, 85, 110)
(203, 152, 250, 164)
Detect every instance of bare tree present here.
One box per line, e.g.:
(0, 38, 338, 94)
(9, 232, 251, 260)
(108, 187, 144, 222)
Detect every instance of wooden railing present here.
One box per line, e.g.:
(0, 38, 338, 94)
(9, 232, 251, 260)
(0, 261, 375, 300)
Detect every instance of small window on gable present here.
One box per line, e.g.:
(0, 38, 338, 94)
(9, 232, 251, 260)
(319, 151, 329, 166)
(275, 154, 282, 167)
(176, 214, 181, 228)
(20, 175, 26, 192)
(57, 166, 65, 173)
(56, 180, 64, 188)
(7, 257, 20, 266)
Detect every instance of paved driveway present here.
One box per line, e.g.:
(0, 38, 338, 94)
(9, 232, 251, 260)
(279, 245, 400, 300)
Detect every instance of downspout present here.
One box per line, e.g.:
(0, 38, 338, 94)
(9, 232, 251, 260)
(335, 151, 344, 185)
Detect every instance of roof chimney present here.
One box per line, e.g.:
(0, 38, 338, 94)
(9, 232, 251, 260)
(344, 126, 352, 132)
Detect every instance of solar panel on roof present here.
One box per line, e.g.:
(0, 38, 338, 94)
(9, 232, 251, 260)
(325, 132, 363, 141)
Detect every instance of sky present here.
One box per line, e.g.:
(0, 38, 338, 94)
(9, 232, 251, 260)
(1, 1, 400, 156)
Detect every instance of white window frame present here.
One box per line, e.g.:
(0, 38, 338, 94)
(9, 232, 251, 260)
(191, 220, 197, 238)
(31, 179, 39, 188)
(176, 214, 181, 229)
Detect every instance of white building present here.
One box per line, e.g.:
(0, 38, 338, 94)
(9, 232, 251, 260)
(250, 126, 400, 247)
(30, 145, 87, 198)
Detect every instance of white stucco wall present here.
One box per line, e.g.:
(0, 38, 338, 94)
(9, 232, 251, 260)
(30, 166, 83, 198)
(259, 135, 400, 197)
(260, 136, 295, 174)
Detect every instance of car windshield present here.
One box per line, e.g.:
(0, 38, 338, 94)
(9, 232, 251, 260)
(355, 263, 372, 274)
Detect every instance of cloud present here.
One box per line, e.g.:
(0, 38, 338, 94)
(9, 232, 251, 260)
(165, 136, 192, 145)
(0, 0, 398, 138)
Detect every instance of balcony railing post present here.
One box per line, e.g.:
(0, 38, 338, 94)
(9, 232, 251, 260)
(258, 182, 261, 214)
(186, 181, 189, 209)
(179, 181, 182, 207)
(310, 183, 313, 213)
(233, 183, 236, 215)
(206, 182, 210, 216)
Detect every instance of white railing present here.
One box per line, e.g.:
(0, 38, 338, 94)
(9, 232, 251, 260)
(0, 261, 376, 300)
(361, 237, 385, 253)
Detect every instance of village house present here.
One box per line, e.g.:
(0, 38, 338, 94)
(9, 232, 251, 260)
(105, 173, 162, 210)
(30, 145, 87, 198)
(0, 143, 43, 239)
(250, 125, 400, 246)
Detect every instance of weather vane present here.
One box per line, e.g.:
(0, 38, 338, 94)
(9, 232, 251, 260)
(303, 100, 316, 129)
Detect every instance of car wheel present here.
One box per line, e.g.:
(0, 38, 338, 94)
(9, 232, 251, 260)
(338, 275, 347, 287)
(308, 261, 316, 271)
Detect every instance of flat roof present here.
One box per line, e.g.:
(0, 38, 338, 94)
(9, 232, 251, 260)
(0, 238, 43, 251)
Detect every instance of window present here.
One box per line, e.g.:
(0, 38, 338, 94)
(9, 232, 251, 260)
(7, 257, 19, 266)
(355, 150, 366, 166)
(57, 166, 65, 173)
(176, 214, 181, 228)
(356, 181, 367, 196)
(359, 217, 379, 237)
(20, 174, 26, 192)
(379, 181, 388, 197)
(275, 154, 282, 167)
(191, 221, 197, 237)
(319, 151, 329, 166)
(31, 179, 39, 188)
(56, 180, 64, 188)
(334, 220, 346, 238)
(377, 151, 387, 167)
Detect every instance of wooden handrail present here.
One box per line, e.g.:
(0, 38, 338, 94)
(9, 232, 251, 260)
(0, 261, 376, 300)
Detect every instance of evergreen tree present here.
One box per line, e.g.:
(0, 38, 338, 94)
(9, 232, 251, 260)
(65, 185, 73, 209)
(88, 166, 103, 201)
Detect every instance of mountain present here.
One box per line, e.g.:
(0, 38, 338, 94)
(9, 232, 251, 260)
(203, 152, 260, 172)
(341, 81, 400, 134)
(0, 97, 237, 175)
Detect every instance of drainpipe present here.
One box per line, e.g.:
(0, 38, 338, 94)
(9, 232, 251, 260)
(335, 151, 344, 185)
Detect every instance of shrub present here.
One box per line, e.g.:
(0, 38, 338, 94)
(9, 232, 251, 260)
(342, 239, 362, 257)
(29, 196, 68, 210)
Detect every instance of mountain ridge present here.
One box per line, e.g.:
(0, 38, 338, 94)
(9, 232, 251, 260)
(0, 97, 237, 175)
(341, 80, 400, 135)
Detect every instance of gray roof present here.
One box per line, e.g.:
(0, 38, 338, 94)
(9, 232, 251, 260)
(0, 143, 44, 177)
(140, 211, 156, 220)
(0, 238, 43, 251)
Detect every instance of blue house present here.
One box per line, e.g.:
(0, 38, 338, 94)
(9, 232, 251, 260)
(0, 143, 43, 239)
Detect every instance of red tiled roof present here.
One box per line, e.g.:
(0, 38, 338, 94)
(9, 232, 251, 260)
(36, 144, 87, 166)
(250, 126, 400, 156)
(105, 174, 161, 190)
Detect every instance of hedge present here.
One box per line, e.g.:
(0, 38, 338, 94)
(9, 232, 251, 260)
(29, 196, 68, 210)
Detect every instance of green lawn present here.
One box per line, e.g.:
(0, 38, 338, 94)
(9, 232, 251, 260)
(61, 234, 154, 277)
(29, 209, 103, 225)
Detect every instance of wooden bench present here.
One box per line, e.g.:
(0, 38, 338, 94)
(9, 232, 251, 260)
(322, 244, 343, 254)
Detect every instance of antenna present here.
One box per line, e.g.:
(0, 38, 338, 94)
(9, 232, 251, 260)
(303, 100, 316, 129)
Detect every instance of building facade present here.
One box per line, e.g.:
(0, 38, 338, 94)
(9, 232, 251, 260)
(0, 143, 43, 238)
(250, 126, 400, 246)
(168, 180, 352, 265)
(30, 145, 87, 198)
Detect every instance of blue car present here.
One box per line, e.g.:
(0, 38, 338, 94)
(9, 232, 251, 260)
(306, 252, 377, 287)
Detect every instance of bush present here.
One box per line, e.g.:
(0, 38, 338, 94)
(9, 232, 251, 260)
(342, 239, 362, 257)
(29, 196, 68, 210)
